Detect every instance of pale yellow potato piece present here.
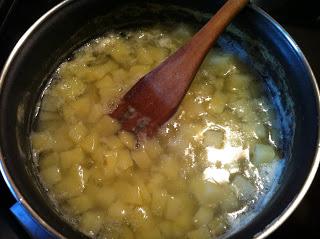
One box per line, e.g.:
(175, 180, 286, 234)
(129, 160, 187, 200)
(51, 126, 74, 152)
(60, 147, 85, 171)
(129, 65, 150, 81)
(135, 225, 162, 239)
(114, 180, 143, 205)
(187, 227, 211, 239)
(193, 207, 214, 226)
(39, 152, 60, 170)
(68, 121, 88, 143)
(41, 94, 64, 112)
(79, 133, 99, 153)
(87, 185, 116, 209)
(109, 39, 132, 64)
(39, 111, 60, 121)
(232, 175, 256, 201)
(225, 73, 251, 92)
(137, 47, 154, 65)
(131, 149, 152, 169)
(159, 155, 180, 180)
(87, 103, 104, 123)
(55, 78, 86, 101)
(31, 131, 54, 152)
(118, 130, 136, 149)
(143, 138, 162, 160)
(207, 92, 228, 114)
(79, 210, 103, 237)
(203, 129, 225, 149)
(129, 206, 153, 229)
(121, 226, 134, 239)
(92, 115, 120, 136)
(103, 135, 124, 150)
(253, 143, 276, 164)
(39, 165, 61, 187)
(151, 188, 168, 217)
(116, 149, 133, 173)
(68, 195, 94, 214)
(108, 201, 131, 221)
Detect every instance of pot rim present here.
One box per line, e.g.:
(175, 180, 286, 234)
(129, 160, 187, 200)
(0, 1, 319, 239)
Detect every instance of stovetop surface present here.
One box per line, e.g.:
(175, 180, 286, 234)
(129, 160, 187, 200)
(0, 0, 319, 238)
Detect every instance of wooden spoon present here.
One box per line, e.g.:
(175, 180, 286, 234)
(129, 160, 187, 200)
(110, 0, 249, 137)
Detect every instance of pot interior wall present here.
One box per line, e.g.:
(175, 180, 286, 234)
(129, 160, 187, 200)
(0, 0, 318, 238)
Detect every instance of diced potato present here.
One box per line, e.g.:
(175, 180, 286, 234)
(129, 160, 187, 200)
(143, 139, 162, 160)
(203, 129, 225, 148)
(225, 73, 251, 92)
(103, 135, 124, 150)
(31, 131, 54, 152)
(87, 103, 104, 123)
(159, 221, 174, 238)
(68, 122, 88, 143)
(232, 175, 256, 201)
(95, 75, 114, 89)
(41, 94, 64, 112)
(148, 46, 167, 63)
(51, 126, 74, 152)
(219, 186, 240, 212)
(187, 227, 211, 239)
(68, 195, 94, 214)
(207, 92, 228, 114)
(60, 147, 85, 171)
(151, 188, 168, 217)
(114, 180, 143, 205)
(112, 68, 128, 83)
(130, 206, 153, 229)
(39, 165, 61, 187)
(165, 196, 184, 220)
(55, 78, 86, 101)
(39, 152, 59, 170)
(131, 149, 152, 169)
(159, 155, 179, 180)
(252, 144, 275, 164)
(182, 97, 205, 119)
(190, 177, 223, 207)
(116, 149, 134, 172)
(135, 225, 162, 239)
(137, 47, 154, 65)
(121, 226, 134, 239)
(93, 116, 120, 136)
(101, 150, 118, 179)
(80, 133, 98, 153)
(129, 65, 150, 81)
(39, 111, 60, 121)
(108, 201, 131, 221)
(210, 54, 237, 76)
(110, 40, 132, 65)
(79, 210, 103, 237)
(53, 175, 84, 199)
(118, 131, 136, 149)
(193, 207, 214, 226)
(207, 216, 228, 236)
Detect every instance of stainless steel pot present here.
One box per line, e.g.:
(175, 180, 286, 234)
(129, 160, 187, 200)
(0, 0, 319, 238)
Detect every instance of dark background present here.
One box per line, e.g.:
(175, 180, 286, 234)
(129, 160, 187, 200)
(0, 0, 319, 238)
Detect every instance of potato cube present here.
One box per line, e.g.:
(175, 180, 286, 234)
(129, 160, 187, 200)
(137, 47, 154, 65)
(80, 133, 98, 153)
(252, 144, 275, 164)
(68, 122, 88, 143)
(51, 126, 74, 152)
(60, 147, 85, 171)
(95, 75, 113, 89)
(203, 129, 225, 148)
(116, 149, 133, 172)
(79, 210, 103, 237)
(31, 131, 54, 152)
(130, 206, 152, 229)
(114, 180, 143, 205)
(159, 155, 179, 180)
(143, 139, 162, 160)
(193, 207, 214, 226)
(207, 92, 228, 114)
(93, 116, 120, 136)
(135, 225, 162, 239)
(187, 227, 211, 239)
(225, 73, 251, 92)
(39, 165, 61, 187)
(118, 131, 136, 149)
(87, 103, 104, 123)
(103, 135, 124, 150)
(56, 78, 86, 101)
(165, 196, 184, 220)
(131, 149, 152, 169)
(39, 152, 59, 170)
(108, 201, 130, 221)
(88, 185, 116, 209)
(68, 195, 94, 214)
(129, 65, 150, 82)
(151, 188, 168, 217)
(232, 175, 256, 201)
(53, 176, 83, 199)
(39, 111, 60, 121)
